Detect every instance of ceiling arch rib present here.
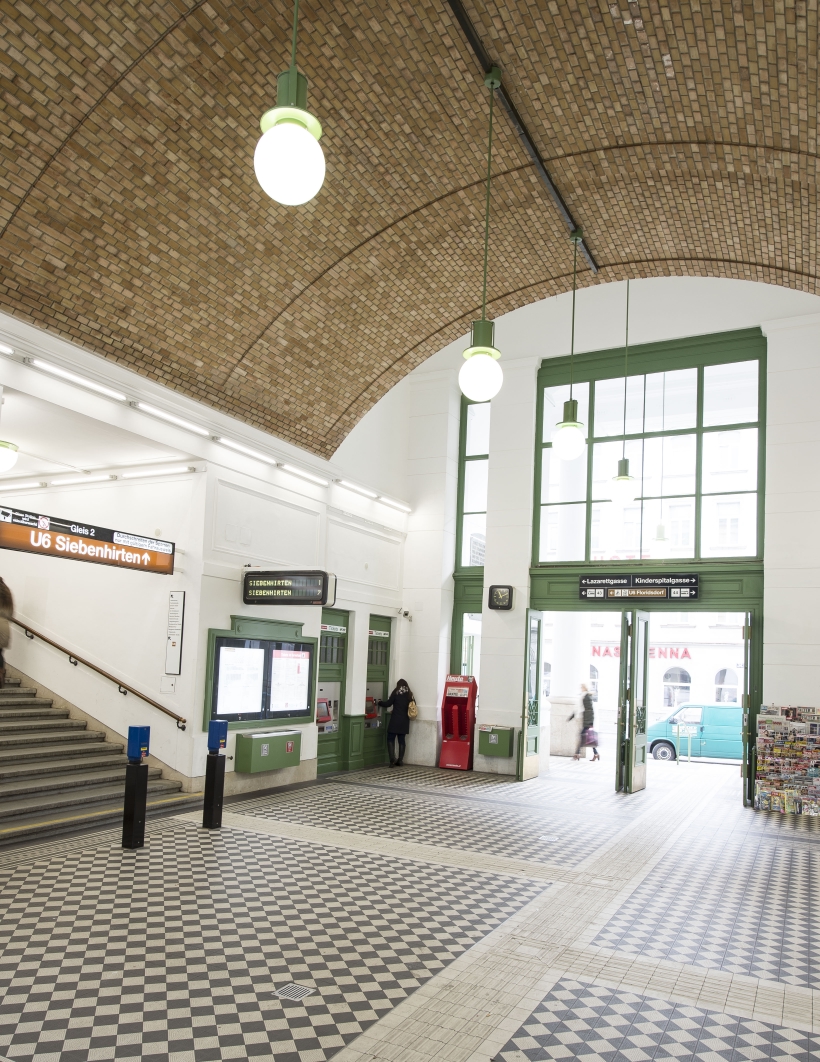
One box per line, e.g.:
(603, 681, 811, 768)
(0, 2, 817, 458)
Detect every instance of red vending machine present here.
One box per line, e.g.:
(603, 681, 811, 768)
(438, 674, 478, 770)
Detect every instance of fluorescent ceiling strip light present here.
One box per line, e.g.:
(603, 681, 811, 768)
(134, 402, 210, 436)
(216, 438, 278, 465)
(280, 463, 329, 486)
(0, 480, 42, 490)
(337, 479, 378, 498)
(28, 358, 127, 401)
(0, 342, 14, 356)
(379, 496, 412, 513)
(121, 465, 195, 480)
(52, 474, 115, 486)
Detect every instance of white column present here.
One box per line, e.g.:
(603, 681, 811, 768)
(475, 357, 539, 776)
(398, 369, 462, 764)
(761, 311, 820, 704)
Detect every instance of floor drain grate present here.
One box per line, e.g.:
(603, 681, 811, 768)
(275, 982, 315, 1001)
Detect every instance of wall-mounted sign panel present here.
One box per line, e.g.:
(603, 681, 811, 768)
(165, 590, 185, 675)
(579, 573, 699, 601)
(0, 505, 174, 574)
(210, 636, 315, 723)
(242, 569, 336, 606)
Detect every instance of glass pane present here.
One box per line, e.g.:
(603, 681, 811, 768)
(461, 512, 486, 566)
(703, 360, 758, 426)
(463, 458, 488, 512)
(590, 501, 642, 560)
(461, 612, 482, 684)
(541, 443, 587, 504)
(593, 375, 645, 437)
(643, 368, 697, 433)
(701, 428, 758, 494)
(539, 503, 585, 562)
(543, 381, 589, 442)
(591, 438, 643, 500)
(642, 434, 696, 497)
(465, 402, 491, 456)
(701, 493, 757, 557)
(640, 497, 696, 559)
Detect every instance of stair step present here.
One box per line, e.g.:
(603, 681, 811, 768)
(0, 718, 87, 734)
(1, 728, 103, 749)
(0, 778, 183, 821)
(0, 755, 131, 782)
(0, 765, 161, 799)
(0, 740, 123, 765)
(0, 791, 203, 847)
(0, 686, 38, 697)
(0, 679, 22, 687)
(0, 706, 70, 720)
(0, 697, 55, 707)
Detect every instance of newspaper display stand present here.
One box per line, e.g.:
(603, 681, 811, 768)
(438, 674, 478, 771)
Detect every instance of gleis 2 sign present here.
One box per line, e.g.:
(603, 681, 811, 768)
(0, 506, 174, 574)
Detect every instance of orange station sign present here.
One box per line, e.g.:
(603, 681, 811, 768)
(0, 505, 174, 575)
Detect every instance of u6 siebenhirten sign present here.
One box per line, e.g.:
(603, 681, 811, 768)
(0, 506, 174, 575)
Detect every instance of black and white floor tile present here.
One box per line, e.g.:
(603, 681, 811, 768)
(494, 979, 820, 1062)
(0, 821, 546, 1061)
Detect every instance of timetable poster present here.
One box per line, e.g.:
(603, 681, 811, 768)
(269, 649, 311, 716)
(216, 646, 265, 715)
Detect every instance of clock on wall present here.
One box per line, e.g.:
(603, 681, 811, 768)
(488, 585, 513, 610)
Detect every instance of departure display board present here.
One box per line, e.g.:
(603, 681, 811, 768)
(579, 573, 699, 601)
(0, 504, 174, 574)
(242, 569, 335, 606)
(211, 636, 314, 722)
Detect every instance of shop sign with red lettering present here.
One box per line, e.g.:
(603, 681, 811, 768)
(0, 505, 174, 574)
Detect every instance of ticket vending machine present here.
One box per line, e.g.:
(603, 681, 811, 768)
(438, 674, 478, 771)
(364, 682, 383, 730)
(316, 682, 341, 735)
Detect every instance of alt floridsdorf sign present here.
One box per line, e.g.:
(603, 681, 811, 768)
(0, 505, 174, 574)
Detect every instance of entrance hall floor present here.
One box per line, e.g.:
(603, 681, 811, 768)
(0, 758, 818, 1062)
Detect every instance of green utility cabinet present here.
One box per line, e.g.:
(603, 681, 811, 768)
(235, 730, 302, 773)
(478, 725, 515, 758)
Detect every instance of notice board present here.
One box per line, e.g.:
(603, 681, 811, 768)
(209, 635, 314, 724)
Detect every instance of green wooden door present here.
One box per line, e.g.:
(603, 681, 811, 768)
(516, 609, 542, 781)
(617, 610, 649, 793)
(317, 609, 348, 775)
(364, 614, 392, 767)
(741, 612, 753, 805)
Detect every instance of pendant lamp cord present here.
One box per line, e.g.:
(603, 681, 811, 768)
(569, 236, 578, 401)
(622, 278, 630, 459)
(290, 0, 300, 70)
(481, 79, 495, 322)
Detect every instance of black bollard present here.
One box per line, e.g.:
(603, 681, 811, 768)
(202, 719, 228, 829)
(122, 725, 150, 849)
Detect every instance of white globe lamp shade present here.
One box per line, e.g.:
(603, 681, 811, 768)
(459, 352, 503, 402)
(610, 458, 639, 505)
(254, 118, 325, 206)
(551, 399, 585, 461)
(0, 442, 18, 474)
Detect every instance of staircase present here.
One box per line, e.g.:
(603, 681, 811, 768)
(0, 676, 201, 847)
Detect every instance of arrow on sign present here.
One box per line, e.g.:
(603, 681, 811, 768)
(142, 552, 150, 564)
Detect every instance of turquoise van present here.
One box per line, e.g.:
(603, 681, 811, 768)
(647, 702, 743, 760)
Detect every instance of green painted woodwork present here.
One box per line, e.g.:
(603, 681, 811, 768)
(455, 395, 488, 575)
(364, 613, 392, 767)
(234, 729, 302, 773)
(202, 616, 317, 733)
(451, 571, 485, 675)
(317, 607, 349, 775)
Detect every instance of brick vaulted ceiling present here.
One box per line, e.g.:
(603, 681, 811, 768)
(1, 3, 817, 456)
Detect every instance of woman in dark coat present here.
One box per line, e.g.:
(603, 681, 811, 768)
(379, 679, 413, 767)
(570, 684, 599, 761)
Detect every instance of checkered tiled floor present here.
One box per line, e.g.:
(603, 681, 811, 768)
(593, 826, 820, 987)
(494, 979, 820, 1062)
(231, 778, 614, 868)
(0, 821, 545, 1061)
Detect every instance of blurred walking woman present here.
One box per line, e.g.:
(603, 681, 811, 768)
(379, 678, 414, 767)
(0, 578, 13, 688)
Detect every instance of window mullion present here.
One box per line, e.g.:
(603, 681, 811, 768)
(695, 364, 704, 560)
(585, 380, 596, 560)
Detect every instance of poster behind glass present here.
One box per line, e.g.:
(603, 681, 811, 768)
(211, 637, 314, 722)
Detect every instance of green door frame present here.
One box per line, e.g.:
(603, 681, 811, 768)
(317, 608, 349, 775)
(516, 609, 543, 781)
(617, 609, 649, 794)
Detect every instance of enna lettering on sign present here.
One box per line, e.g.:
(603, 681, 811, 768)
(0, 506, 174, 575)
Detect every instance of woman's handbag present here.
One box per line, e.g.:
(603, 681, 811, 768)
(584, 728, 599, 747)
(407, 699, 418, 719)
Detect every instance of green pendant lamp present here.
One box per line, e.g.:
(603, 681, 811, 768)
(254, 0, 325, 206)
(459, 67, 503, 403)
(610, 279, 639, 505)
(551, 229, 586, 460)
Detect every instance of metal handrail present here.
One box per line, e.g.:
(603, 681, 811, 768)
(10, 617, 186, 730)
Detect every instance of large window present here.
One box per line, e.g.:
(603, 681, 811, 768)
(458, 400, 491, 568)
(536, 341, 763, 563)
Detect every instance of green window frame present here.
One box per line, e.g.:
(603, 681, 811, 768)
(455, 396, 491, 571)
(533, 328, 767, 567)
